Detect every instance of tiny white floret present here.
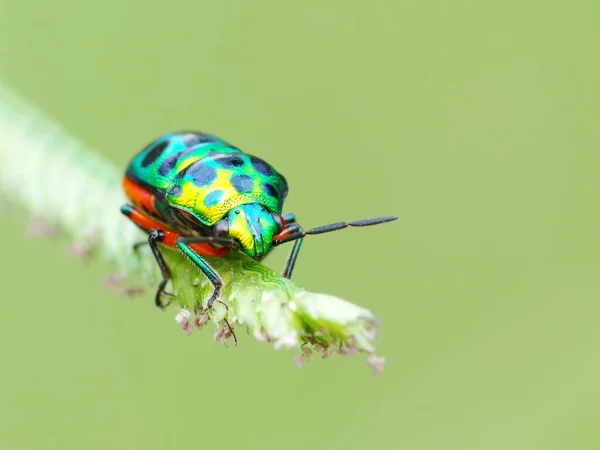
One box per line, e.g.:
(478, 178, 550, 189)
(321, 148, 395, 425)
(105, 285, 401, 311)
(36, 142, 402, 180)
(175, 309, 192, 325)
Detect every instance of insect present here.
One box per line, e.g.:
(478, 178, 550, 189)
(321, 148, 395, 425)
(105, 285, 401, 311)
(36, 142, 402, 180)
(121, 131, 397, 311)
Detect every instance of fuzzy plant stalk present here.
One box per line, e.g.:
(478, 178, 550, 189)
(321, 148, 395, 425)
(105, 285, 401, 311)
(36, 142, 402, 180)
(0, 80, 385, 374)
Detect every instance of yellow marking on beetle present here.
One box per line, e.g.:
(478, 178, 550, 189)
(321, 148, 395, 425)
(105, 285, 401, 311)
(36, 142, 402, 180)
(176, 154, 204, 173)
(169, 169, 281, 226)
(228, 210, 254, 251)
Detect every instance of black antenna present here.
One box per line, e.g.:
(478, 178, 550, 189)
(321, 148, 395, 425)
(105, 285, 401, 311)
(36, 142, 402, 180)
(273, 216, 398, 246)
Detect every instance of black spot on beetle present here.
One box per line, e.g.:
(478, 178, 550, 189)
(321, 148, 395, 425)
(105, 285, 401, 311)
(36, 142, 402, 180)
(231, 175, 254, 193)
(169, 185, 183, 197)
(262, 183, 279, 198)
(188, 164, 217, 186)
(204, 190, 224, 207)
(250, 157, 273, 176)
(215, 155, 245, 168)
(141, 141, 169, 167)
(158, 155, 178, 176)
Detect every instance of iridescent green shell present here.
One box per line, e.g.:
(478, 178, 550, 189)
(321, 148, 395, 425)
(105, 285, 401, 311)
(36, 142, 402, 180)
(126, 132, 288, 226)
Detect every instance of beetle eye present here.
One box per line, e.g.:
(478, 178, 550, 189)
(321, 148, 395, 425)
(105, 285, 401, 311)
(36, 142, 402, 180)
(214, 219, 229, 238)
(272, 214, 284, 232)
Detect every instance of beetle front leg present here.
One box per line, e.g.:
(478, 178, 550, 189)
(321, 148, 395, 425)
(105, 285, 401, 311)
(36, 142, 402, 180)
(176, 237, 225, 312)
(277, 213, 304, 279)
(282, 237, 303, 279)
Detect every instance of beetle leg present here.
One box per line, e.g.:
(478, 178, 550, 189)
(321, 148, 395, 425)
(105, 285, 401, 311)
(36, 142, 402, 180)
(131, 238, 177, 308)
(146, 230, 175, 309)
(133, 240, 147, 251)
(176, 237, 225, 312)
(275, 213, 304, 279)
(281, 221, 304, 279)
(282, 236, 304, 279)
(277, 213, 299, 239)
(121, 204, 177, 308)
(121, 204, 181, 247)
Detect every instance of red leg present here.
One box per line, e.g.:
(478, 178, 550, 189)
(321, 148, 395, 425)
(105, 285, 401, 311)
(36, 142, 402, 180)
(121, 204, 229, 258)
(274, 212, 301, 242)
(272, 212, 304, 279)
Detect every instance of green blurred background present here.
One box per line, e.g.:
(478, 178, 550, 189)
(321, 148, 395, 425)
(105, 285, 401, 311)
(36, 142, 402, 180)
(1, 1, 599, 449)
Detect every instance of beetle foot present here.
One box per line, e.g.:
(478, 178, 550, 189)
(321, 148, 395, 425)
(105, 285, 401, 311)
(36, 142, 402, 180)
(194, 296, 227, 314)
(158, 295, 174, 309)
(155, 288, 175, 309)
(215, 298, 229, 311)
(214, 318, 237, 347)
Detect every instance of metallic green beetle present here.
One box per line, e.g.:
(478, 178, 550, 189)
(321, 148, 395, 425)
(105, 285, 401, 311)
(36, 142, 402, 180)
(122, 131, 397, 310)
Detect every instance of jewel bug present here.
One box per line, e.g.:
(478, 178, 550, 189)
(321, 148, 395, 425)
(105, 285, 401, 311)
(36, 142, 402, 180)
(121, 131, 397, 311)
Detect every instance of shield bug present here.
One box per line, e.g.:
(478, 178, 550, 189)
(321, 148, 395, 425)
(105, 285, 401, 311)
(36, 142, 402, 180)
(121, 131, 397, 310)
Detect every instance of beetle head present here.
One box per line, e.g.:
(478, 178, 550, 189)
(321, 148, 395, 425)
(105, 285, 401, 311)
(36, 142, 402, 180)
(215, 203, 282, 260)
